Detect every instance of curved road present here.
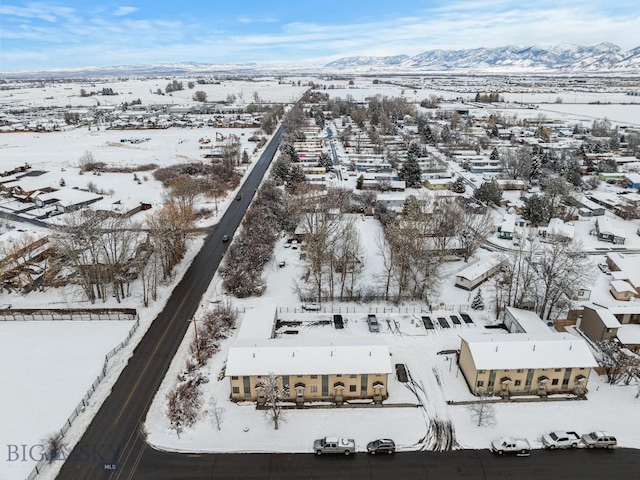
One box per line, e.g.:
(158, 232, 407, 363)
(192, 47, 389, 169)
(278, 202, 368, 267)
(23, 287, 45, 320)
(55, 122, 640, 479)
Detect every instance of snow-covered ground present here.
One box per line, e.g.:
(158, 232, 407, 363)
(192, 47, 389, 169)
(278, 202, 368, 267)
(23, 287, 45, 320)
(144, 226, 640, 456)
(0, 320, 135, 480)
(1, 76, 640, 479)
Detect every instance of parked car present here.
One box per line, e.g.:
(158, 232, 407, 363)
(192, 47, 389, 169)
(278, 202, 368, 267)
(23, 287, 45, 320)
(235, 194, 242, 201)
(541, 431, 580, 449)
(491, 437, 531, 456)
(581, 431, 617, 449)
(302, 303, 321, 311)
(367, 439, 396, 454)
(222, 235, 230, 242)
(367, 314, 380, 332)
(598, 263, 611, 275)
(313, 437, 356, 455)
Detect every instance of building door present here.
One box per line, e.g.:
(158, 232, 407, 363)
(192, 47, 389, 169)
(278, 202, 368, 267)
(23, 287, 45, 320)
(360, 374, 368, 397)
(243, 376, 251, 399)
(562, 368, 572, 389)
(488, 370, 496, 391)
(322, 375, 328, 397)
(524, 370, 534, 391)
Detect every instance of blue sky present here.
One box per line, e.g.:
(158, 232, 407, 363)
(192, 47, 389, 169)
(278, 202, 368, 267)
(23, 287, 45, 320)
(1, 0, 639, 71)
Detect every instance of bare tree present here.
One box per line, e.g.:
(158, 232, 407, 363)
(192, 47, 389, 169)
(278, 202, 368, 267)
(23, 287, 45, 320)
(467, 388, 497, 427)
(209, 397, 225, 431)
(534, 238, 593, 320)
(454, 207, 495, 263)
(41, 431, 65, 463)
(257, 373, 289, 430)
(597, 339, 633, 385)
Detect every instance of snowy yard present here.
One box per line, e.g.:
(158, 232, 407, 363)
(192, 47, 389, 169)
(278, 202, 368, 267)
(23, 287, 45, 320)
(0, 320, 136, 480)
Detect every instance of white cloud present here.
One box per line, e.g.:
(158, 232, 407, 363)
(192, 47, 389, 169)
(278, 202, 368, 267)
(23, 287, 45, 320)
(113, 6, 138, 17)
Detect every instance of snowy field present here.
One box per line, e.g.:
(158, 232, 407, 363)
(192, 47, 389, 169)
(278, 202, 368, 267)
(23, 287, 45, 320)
(0, 75, 639, 479)
(0, 320, 135, 480)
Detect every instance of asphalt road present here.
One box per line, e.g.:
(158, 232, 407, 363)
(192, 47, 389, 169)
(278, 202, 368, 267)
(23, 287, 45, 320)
(124, 446, 640, 480)
(56, 126, 284, 480)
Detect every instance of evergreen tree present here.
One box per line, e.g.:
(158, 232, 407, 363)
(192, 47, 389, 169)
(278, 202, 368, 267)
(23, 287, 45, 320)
(399, 142, 422, 188)
(522, 194, 550, 226)
(451, 176, 466, 193)
(318, 152, 333, 169)
(474, 181, 502, 205)
(490, 148, 500, 161)
(400, 156, 422, 188)
(471, 289, 485, 310)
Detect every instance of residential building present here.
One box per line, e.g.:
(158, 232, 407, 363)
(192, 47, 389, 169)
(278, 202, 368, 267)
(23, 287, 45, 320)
(225, 305, 392, 405)
(458, 332, 597, 396)
(454, 256, 503, 290)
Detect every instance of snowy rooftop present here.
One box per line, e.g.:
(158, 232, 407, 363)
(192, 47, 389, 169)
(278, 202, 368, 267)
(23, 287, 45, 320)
(505, 306, 550, 334)
(610, 280, 636, 294)
(236, 305, 277, 340)
(615, 324, 640, 345)
(583, 303, 622, 328)
(226, 337, 393, 376)
(455, 255, 502, 281)
(460, 332, 598, 370)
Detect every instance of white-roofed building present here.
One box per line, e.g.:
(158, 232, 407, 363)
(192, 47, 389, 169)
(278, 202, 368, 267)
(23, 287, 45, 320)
(458, 332, 597, 396)
(595, 216, 625, 244)
(609, 280, 637, 301)
(226, 308, 392, 405)
(454, 256, 503, 290)
(503, 307, 551, 334)
(579, 303, 622, 343)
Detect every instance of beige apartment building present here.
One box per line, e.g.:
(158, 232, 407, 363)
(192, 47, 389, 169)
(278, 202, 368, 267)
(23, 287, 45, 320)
(459, 332, 597, 397)
(226, 338, 392, 404)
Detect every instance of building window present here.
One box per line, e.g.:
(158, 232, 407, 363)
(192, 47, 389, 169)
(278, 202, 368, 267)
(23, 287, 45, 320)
(231, 376, 238, 380)
(515, 380, 521, 386)
(477, 380, 484, 388)
(336, 374, 342, 377)
(478, 370, 486, 374)
(232, 387, 240, 394)
(552, 379, 559, 386)
(349, 374, 357, 378)
(311, 385, 318, 393)
(311, 375, 318, 379)
(516, 369, 524, 373)
(349, 385, 357, 392)
(554, 368, 562, 372)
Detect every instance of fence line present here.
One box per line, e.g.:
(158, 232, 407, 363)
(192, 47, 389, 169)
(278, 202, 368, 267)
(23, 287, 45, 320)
(25, 315, 140, 480)
(0, 308, 137, 322)
(278, 304, 472, 315)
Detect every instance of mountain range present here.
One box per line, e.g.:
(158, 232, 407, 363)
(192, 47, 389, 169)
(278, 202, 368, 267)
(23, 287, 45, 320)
(4, 43, 640, 78)
(324, 43, 640, 72)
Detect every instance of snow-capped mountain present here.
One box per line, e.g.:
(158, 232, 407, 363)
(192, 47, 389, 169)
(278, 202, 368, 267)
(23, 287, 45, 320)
(324, 43, 640, 72)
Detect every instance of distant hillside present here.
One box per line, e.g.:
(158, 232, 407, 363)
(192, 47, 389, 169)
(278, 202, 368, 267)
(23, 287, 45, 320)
(324, 43, 640, 72)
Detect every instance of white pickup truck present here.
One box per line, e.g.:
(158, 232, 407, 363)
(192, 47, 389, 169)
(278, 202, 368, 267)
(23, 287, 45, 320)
(491, 437, 531, 456)
(313, 437, 356, 455)
(541, 431, 581, 449)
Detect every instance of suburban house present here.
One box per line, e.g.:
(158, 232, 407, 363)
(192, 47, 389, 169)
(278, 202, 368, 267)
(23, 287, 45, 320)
(225, 306, 393, 405)
(458, 332, 597, 397)
(538, 218, 575, 241)
(454, 256, 503, 290)
(594, 216, 625, 244)
(503, 306, 551, 334)
(496, 213, 522, 240)
(579, 303, 640, 351)
(609, 280, 637, 301)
